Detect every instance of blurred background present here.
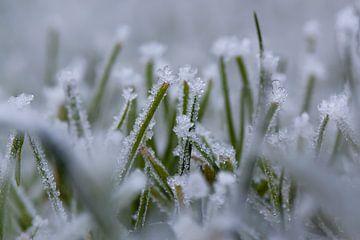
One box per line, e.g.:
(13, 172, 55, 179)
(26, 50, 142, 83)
(0, 0, 354, 96)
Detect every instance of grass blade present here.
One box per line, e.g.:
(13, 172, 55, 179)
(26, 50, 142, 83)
(315, 114, 329, 159)
(219, 57, 237, 150)
(119, 80, 171, 181)
(198, 79, 213, 121)
(89, 42, 122, 122)
(134, 188, 150, 230)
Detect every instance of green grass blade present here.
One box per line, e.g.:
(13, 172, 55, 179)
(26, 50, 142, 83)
(238, 89, 246, 164)
(301, 75, 316, 113)
(12, 131, 24, 186)
(198, 79, 213, 121)
(140, 146, 173, 200)
(315, 114, 329, 159)
(180, 96, 199, 175)
(219, 57, 237, 150)
(254, 12, 264, 58)
(145, 60, 154, 92)
(182, 81, 190, 115)
(89, 42, 122, 122)
(134, 188, 150, 231)
(120, 82, 170, 180)
(261, 102, 279, 135)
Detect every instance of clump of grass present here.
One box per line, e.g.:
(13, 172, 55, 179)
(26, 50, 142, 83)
(2, 5, 360, 240)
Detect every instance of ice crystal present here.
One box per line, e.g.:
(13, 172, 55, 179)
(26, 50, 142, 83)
(8, 93, 34, 110)
(114, 67, 142, 87)
(139, 42, 167, 63)
(178, 65, 198, 81)
(318, 92, 349, 120)
(294, 113, 314, 139)
(212, 36, 251, 59)
(303, 19, 320, 41)
(303, 55, 326, 80)
(115, 25, 130, 43)
(156, 65, 177, 84)
(261, 51, 280, 74)
(202, 63, 218, 80)
(173, 215, 206, 240)
(174, 115, 194, 139)
(270, 80, 287, 104)
(122, 87, 137, 102)
(183, 171, 209, 199)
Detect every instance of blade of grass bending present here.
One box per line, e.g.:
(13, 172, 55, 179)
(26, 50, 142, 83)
(121, 82, 170, 180)
(198, 79, 213, 121)
(140, 146, 173, 200)
(134, 188, 150, 230)
(315, 114, 329, 159)
(301, 75, 316, 113)
(89, 42, 122, 122)
(219, 57, 237, 150)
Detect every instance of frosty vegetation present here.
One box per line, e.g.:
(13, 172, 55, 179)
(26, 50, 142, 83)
(2, 3, 360, 240)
